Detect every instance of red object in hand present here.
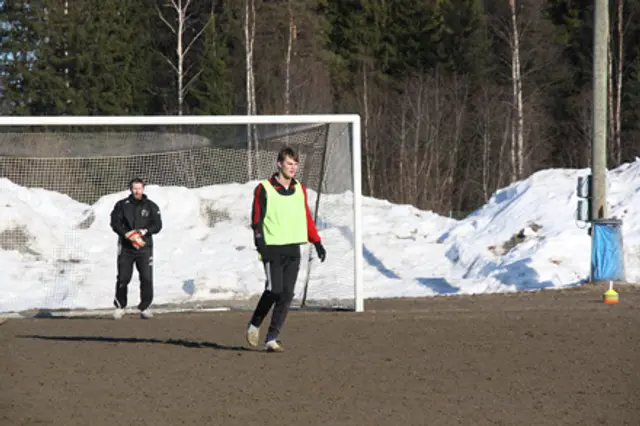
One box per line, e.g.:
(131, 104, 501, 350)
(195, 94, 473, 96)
(125, 230, 146, 249)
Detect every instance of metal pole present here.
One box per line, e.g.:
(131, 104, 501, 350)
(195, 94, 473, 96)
(590, 0, 609, 283)
(591, 0, 609, 220)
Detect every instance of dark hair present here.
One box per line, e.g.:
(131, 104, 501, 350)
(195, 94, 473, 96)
(129, 177, 145, 189)
(277, 147, 298, 163)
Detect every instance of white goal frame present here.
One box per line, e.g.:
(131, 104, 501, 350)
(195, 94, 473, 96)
(0, 114, 364, 312)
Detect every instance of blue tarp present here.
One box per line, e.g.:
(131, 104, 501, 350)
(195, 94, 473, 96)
(591, 219, 625, 282)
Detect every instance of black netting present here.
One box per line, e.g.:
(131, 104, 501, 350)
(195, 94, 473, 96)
(0, 122, 357, 314)
(0, 124, 332, 204)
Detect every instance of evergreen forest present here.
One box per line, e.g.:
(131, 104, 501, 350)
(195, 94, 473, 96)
(1, 0, 638, 214)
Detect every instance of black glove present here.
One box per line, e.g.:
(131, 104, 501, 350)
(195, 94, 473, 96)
(255, 237, 272, 262)
(314, 241, 326, 262)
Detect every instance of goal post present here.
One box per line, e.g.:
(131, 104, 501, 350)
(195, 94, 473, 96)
(0, 115, 364, 315)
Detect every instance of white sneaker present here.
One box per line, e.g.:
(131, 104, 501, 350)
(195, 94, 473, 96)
(113, 308, 125, 320)
(140, 310, 153, 319)
(264, 340, 284, 353)
(246, 324, 260, 347)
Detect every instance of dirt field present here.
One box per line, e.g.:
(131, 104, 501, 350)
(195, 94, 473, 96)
(2, 284, 640, 426)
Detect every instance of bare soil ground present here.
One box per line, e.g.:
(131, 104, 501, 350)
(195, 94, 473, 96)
(2, 284, 640, 426)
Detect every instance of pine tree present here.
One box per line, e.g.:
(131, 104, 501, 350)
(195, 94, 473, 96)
(434, 0, 493, 80)
(72, 0, 156, 115)
(188, 12, 233, 115)
(2, 0, 157, 115)
(0, 0, 65, 115)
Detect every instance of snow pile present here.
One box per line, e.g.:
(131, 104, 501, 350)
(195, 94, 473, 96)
(441, 160, 640, 292)
(2, 159, 640, 313)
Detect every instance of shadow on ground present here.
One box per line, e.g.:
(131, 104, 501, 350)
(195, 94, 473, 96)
(17, 334, 254, 352)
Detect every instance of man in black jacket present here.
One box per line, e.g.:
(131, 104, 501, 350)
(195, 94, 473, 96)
(109, 177, 163, 320)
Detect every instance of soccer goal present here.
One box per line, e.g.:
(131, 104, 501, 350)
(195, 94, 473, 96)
(0, 115, 363, 316)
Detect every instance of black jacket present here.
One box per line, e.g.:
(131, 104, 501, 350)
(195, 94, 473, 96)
(110, 194, 163, 250)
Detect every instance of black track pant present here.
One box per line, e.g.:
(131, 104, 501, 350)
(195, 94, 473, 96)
(250, 254, 301, 342)
(113, 246, 154, 311)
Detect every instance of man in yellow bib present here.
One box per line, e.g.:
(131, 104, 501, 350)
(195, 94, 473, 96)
(246, 147, 326, 352)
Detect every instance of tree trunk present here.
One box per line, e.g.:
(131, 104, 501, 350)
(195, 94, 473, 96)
(482, 130, 490, 202)
(412, 76, 423, 207)
(615, 0, 623, 165)
(363, 63, 374, 197)
(498, 109, 510, 192)
(157, 0, 209, 185)
(244, 0, 256, 178)
(157, 0, 209, 116)
(481, 92, 491, 202)
(509, 0, 524, 180)
(284, 0, 295, 115)
(442, 79, 467, 211)
(177, 1, 184, 116)
(250, 0, 259, 168)
(399, 97, 406, 204)
(608, 36, 614, 165)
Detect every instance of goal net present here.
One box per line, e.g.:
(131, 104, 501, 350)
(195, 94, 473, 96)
(0, 115, 363, 316)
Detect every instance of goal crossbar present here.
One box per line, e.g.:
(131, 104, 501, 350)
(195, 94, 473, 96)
(0, 115, 364, 313)
(0, 114, 361, 126)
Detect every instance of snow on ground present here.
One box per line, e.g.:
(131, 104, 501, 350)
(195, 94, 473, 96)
(2, 159, 640, 313)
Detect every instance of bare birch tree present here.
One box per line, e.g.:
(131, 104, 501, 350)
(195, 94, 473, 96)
(362, 63, 374, 196)
(410, 76, 423, 207)
(508, 0, 524, 181)
(474, 85, 509, 202)
(284, 0, 295, 115)
(608, 36, 614, 164)
(244, 0, 257, 178)
(355, 60, 386, 198)
(398, 97, 407, 203)
(157, 0, 211, 116)
(395, 74, 425, 206)
(614, 0, 623, 166)
(607, 0, 624, 167)
(441, 76, 468, 211)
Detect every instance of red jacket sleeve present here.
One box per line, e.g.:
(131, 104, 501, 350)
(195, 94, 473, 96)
(251, 183, 266, 242)
(301, 183, 321, 244)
